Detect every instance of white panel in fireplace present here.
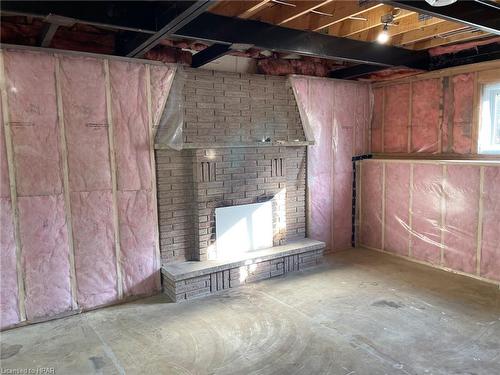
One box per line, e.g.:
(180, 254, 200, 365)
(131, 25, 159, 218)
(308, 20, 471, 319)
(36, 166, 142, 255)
(215, 201, 273, 259)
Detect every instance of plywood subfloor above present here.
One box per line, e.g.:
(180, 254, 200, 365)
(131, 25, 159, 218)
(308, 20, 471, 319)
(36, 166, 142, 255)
(209, 0, 495, 50)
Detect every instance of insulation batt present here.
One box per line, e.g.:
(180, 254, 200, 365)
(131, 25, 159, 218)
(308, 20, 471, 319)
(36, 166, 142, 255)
(0, 101, 20, 328)
(60, 55, 112, 191)
(0, 198, 19, 327)
(372, 72, 477, 155)
(359, 160, 500, 283)
(290, 76, 371, 251)
(4, 51, 63, 196)
(110, 61, 151, 191)
(18, 194, 72, 320)
(0, 49, 174, 329)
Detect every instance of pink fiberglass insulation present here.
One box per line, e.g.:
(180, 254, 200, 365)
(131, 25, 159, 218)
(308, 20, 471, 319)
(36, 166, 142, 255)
(371, 88, 383, 153)
(332, 172, 353, 250)
(300, 79, 334, 249)
(0, 102, 19, 329)
(333, 81, 356, 128)
(151, 65, 175, 127)
(411, 79, 440, 153)
(384, 83, 409, 153)
(481, 167, 500, 281)
(0, 198, 19, 329)
(385, 162, 410, 256)
(0, 105, 10, 198)
(118, 190, 157, 296)
(443, 165, 479, 274)
(360, 160, 500, 284)
(291, 76, 371, 251)
(71, 191, 117, 309)
(411, 164, 443, 265)
(110, 60, 151, 191)
(4, 51, 62, 196)
(59, 55, 112, 191)
(451, 73, 474, 154)
(360, 162, 383, 249)
(354, 84, 370, 155)
(18, 194, 72, 320)
(332, 125, 354, 250)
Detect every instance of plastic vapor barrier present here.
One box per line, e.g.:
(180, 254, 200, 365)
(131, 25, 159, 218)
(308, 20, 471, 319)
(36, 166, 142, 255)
(359, 159, 500, 284)
(290, 76, 372, 251)
(0, 48, 175, 330)
(155, 67, 186, 149)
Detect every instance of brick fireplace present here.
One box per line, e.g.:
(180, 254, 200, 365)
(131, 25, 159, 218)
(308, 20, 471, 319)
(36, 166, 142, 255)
(156, 67, 312, 263)
(157, 146, 307, 263)
(154, 67, 324, 300)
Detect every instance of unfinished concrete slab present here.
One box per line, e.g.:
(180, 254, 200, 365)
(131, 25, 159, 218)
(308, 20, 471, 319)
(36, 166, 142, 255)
(1, 248, 499, 374)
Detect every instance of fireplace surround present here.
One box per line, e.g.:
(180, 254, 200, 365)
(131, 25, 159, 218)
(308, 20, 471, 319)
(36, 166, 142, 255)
(155, 67, 325, 300)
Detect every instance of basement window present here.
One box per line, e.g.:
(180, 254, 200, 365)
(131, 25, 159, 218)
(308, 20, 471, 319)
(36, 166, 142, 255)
(478, 82, 500, 154)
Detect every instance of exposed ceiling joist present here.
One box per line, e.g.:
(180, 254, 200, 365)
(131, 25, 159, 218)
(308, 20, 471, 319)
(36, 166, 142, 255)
(284, 2, 382, 31)
(239, 0, 274, 18)
(383, 0, 500, 36)
(391, 21, 466, 46)
(350, 12, 445, 43)
(191, 43, 231, 67)
(0, 2, 430, 69)
(412, 30, 490, 50)
(209, 0, 274, 19)
(175, 13, 429, 68)
(253, 0, 335, 26)
(327, 5, 410, 37)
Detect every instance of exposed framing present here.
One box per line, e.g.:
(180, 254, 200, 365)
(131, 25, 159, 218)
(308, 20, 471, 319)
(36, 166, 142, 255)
(358, 158, 500, 287)
(0, 50, 27, 322)
(54, 55, 79, 310)
(103, 59, 124, 299)
(146, 65, 162, 291)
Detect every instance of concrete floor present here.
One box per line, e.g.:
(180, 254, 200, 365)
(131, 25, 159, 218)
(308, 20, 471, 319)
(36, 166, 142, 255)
(1, 248, 499, 375)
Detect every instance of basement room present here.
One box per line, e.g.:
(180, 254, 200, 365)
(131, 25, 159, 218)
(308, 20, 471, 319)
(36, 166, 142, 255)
(0, 0, 499, 374)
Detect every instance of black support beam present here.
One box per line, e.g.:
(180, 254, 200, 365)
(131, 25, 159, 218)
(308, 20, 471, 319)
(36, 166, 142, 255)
(191, 43, 232, 68)
(120, 1, 214, 57)
(176, 13, 430, 69)
(1, 2, 430, 69)
(330, 65, 390, 80)
(384, 0, 500, 36)
(330, 38, 500, 79)
(1, 1, 160, 33)
(38, 23, 59, 48)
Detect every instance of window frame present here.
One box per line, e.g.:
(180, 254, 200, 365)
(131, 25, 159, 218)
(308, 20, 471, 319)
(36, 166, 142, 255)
(475, 69, 500, 157)
(478, 82, 500, 155)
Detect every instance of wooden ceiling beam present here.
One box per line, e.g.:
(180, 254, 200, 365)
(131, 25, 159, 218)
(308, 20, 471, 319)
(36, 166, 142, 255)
(391, 21, 466, 46)
(253, 0, 335, 26)
(283, 1, 383, 31)
(348, 12, 446, 43)
(411, 30, 489, 50)
(383, 0, 500, 35)
(209, 0, 273, 19)
(327, 5, 411, 37)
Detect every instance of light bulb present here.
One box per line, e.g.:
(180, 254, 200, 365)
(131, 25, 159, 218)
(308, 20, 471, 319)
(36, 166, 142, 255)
(377, 29, 390, 44)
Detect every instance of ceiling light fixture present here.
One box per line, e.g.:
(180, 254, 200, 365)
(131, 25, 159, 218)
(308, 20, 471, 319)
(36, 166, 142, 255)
(377, 24, 390, 44)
